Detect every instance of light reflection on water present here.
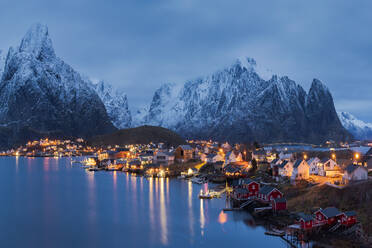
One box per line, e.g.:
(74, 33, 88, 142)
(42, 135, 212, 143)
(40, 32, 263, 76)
(0, 157, 285, 248)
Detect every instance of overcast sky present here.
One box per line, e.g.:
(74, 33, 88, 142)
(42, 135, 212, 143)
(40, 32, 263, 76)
(0, 0, 371, 121)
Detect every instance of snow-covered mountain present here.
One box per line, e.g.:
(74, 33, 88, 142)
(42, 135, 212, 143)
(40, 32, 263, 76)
(93, 81, 132, 129)
(0, 23, 116, 148)
(338, 112, 372, 140)
(0, 50, 5, 79)
(138, 58, 351, 143)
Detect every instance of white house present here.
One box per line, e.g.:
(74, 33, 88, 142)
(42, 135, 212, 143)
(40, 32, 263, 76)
(318, 158, 339, 176)
(154, 151, 175, 165)
(278, 160, 293, 177)
(343, 164, 368, 183)
(291, 160, 310, 180)
(225, 150, 243, 164)
(205, 153, 224, 163)
(307, 157, 320, 175)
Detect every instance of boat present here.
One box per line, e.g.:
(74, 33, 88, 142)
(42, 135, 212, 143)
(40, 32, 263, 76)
(198, 190, 213, 199)
(191, 177, 205, 184)
(88, 167, 103, 171)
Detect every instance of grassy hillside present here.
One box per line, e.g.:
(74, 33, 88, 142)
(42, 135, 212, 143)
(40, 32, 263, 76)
(89, 125, 185, 147)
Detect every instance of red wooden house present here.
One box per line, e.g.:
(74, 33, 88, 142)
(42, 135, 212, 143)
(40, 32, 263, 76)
(297, 213, 314, 230)
(314, 207, 343, 226)
(271, 197, 287, 211)
(258, 185, 283, 202)
(343, 211, 357, 226)
(240, 178, 260, 197)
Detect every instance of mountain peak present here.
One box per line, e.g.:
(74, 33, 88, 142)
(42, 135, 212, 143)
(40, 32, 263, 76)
(310, 78, 329, 92)
(19, 23, 55, 60)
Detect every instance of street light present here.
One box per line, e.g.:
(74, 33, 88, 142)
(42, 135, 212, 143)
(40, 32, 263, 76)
(355, 153, 360, 160)
(331, 153, 336, 160)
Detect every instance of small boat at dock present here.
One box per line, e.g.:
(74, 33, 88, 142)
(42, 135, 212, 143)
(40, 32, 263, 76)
(198, 190, 213, 199)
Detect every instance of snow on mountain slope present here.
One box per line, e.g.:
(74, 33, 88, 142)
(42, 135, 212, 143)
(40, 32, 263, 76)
(139, 57, 350, 143)
(93, 81, 132, 129)
(338, 112, 372, 140)
(0, 50, 5, 79)
(0, 23, 116, 147)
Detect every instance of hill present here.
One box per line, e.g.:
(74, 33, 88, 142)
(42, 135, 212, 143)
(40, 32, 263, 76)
(89, 125, 185, 147)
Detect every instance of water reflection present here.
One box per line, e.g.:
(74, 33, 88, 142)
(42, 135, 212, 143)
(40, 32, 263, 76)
(218, 211, 228, 224)
(188, 181, 194, 243)
(15, 156, 19, 173)
(148, 178, 155, 232)
(159, 178, 168, 245)
(200, 199, 205, 236)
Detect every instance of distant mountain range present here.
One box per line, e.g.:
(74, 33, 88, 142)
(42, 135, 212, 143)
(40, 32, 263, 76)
(0, 24, 369, 148)
(132, 59, 351, 143)
(338, 112, 372, 140)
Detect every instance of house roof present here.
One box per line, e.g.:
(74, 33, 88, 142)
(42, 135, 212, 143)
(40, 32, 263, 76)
(307, 157, 319, 165)
(259, 185, 277, 195)
(320, 207, 342, 218)
(344, 211, 356, 217)
(297, 212, 313, 222)
(178, 145, 193, 150)
(345, 164, 365, 175)
(240, 178, 257, 185)
(278, 160, 288, 168)
(293, 160, 304, 168)
(271, 158, 279, 164)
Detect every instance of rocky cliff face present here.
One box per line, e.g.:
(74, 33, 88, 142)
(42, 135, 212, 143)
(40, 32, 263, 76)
(0, 24, 116, 148)
(0, 50, 5, 79)
(139, 58, 351, 143)
(93, 81, 132, 129)
(338, 112, 372, 140)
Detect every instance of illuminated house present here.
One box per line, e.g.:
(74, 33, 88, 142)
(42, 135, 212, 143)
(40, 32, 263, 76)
(175, 145, 193, 163)
(154, 151, 175, 165)
(342, 164, 368, 183)
(291, 159, 310, 180)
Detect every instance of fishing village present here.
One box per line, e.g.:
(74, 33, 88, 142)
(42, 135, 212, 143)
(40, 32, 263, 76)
(2, 138, 372, 247)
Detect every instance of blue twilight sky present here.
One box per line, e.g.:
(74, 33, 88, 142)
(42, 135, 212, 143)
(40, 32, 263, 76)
(0, 0, 371, 121)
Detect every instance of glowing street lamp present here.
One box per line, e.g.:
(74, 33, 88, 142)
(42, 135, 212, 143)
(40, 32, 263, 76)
(331, 153, 336, 160)
(355, 153, 360, 160)
(303, 154, 308, 160)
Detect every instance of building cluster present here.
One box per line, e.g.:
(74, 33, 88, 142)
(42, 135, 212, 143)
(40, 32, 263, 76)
(0, 138, 89, 157)
(252, 147, 372, 185)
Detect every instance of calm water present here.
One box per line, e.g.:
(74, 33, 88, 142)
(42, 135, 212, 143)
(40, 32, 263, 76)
(0, 157, 286, 248)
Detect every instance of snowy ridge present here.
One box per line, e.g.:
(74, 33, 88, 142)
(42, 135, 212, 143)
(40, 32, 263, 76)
(93, 81, 132, 129)
(338, 112, 372, 140)
(138, 57, 350, 143)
